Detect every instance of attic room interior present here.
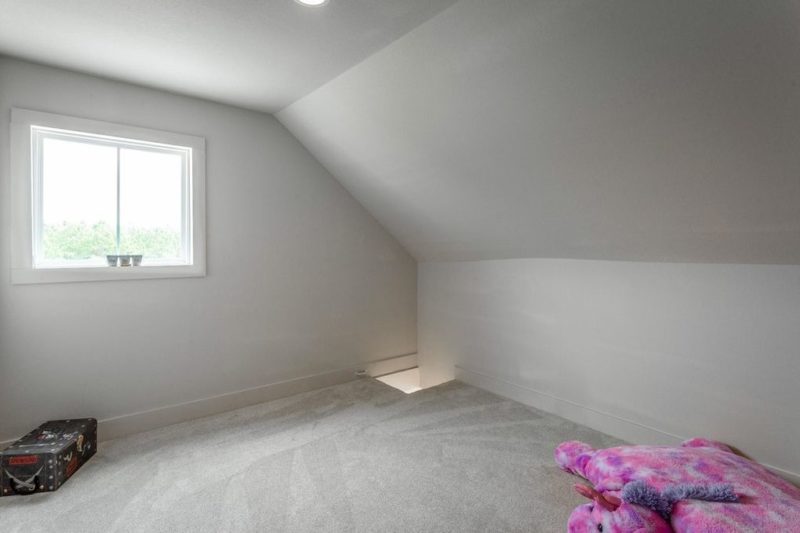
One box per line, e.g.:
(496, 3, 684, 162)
(1, 0, 799, 531)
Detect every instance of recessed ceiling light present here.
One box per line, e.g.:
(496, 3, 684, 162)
(294, 0, 328, 6)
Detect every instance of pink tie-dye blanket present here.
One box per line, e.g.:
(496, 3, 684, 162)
(555, 438, 800, 532)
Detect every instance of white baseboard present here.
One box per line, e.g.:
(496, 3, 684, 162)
(100, 367, 358, 441)
(455, 365, 800, 486)
(365, 352, 418, 377)
(1, 367, 357, 448)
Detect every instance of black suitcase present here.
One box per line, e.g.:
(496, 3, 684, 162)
(0, 418, 97, 496)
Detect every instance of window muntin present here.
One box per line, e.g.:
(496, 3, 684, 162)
(31, 126, 193, 269)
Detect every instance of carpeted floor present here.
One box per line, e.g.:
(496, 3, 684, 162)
(0, 378, 622, 532)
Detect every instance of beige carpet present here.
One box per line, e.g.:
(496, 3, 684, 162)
(0, 378, 621, 532)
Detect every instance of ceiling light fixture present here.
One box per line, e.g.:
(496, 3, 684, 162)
(294, 0, 328, 6)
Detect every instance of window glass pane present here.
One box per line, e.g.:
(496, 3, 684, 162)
(41, 137, 117, 265)
(119, 148, 184, 263)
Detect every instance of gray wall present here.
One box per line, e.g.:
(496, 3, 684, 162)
(279, 0, 800, 264)
(278, 0, 800, 481)
(0, 57, 417, 441)
(419, 259, 800, 480)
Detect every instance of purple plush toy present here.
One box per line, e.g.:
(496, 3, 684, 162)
(555, 438, 800, 532)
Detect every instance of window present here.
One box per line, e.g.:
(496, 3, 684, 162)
(11, 109, 206, 284)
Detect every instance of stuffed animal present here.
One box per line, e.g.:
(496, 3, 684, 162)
(555, 438, 800, 532)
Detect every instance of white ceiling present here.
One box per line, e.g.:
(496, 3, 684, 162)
(0, 0, 458, 112)
(3, 0, 799, 265)
(279, 0, 800, 264)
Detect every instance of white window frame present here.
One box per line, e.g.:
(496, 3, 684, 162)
(10, 108, 206, 284)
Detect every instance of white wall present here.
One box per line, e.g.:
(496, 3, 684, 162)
(280, 0, 800, 264)
(419, 259, 800, 481)
(0, 57, 417, 441)
(277, 0, 800, 486)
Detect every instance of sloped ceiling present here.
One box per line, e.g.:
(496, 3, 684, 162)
(0, 0, 459, 112)
(278, 0, 800, 263)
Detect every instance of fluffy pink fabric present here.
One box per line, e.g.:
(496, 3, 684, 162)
(555, 438, 800, 532)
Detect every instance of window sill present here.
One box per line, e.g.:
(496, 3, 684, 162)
(11, 264, 206, 285)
